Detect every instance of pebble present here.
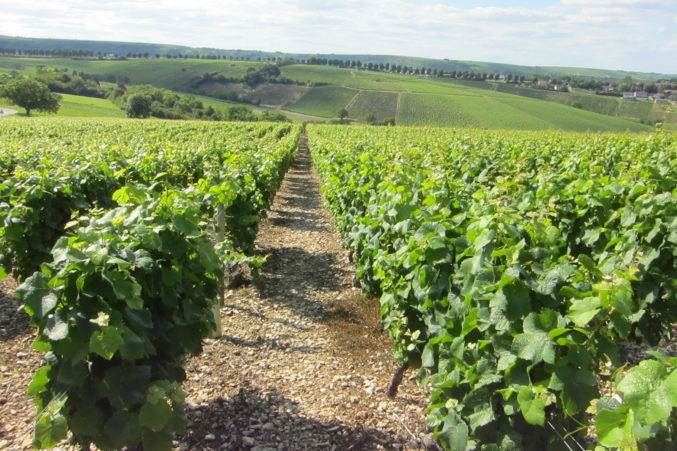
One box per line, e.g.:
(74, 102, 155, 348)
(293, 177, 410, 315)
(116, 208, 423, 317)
(205, 433, 216, 440)
(243, 436, 256, 446)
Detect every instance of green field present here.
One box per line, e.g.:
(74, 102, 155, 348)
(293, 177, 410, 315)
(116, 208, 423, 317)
(395, 92, 650, 131)
(346, 91, 398, 121)
(0, 93, 125, 117)
(397, 93, 479, 127)
(285, 86, 358, 118)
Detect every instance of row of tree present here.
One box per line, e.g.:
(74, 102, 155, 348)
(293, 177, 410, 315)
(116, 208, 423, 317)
(0, 48, 677, 93)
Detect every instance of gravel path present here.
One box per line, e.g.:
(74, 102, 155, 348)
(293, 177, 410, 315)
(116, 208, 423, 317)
(176, 134, 431, 450)
(0, 134, 431, 450)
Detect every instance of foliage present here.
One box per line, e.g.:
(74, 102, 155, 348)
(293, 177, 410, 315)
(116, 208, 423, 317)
(309, 125, 676, 449)
(593, 352, 676, 449)
(243, 64, 281, 87)
(113, 85, 217, 120)
(125, 93, 152, 118)
(17, 189, 221, 450)
(0, 118, 299, 280)
(0, 169, 119, 280)
(0, 77, 61, 116)
(33, 66, 109, 98)
(1, 117, 300, 449)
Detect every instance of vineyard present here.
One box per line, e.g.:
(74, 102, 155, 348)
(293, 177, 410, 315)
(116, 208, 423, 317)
(0, 118, 300, 449)
(309, 125, 676, 449)
(0, 118, 675, 450)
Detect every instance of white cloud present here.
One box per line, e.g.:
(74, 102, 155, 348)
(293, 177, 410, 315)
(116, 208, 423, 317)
(0, 0, 674, 73)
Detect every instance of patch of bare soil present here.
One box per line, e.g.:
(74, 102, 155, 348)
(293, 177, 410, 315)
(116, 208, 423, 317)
(176, 135, 432, 450)
(0, 277, 41, 450)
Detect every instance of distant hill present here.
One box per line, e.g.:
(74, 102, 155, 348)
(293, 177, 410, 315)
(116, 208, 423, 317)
(0, 55, 658, 132)
(1, 35, 674, 82)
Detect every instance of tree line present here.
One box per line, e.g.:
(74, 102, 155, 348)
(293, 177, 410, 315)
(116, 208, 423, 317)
(3, 47, 675, 98)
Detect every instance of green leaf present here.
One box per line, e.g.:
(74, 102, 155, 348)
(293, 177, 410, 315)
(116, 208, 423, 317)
(142, 429, 173, 451)
(498, 282, 531, 321)
(437, 410, 469, 451)
(421, 344, 435, 368)
(69, 405, 104, 437)
(104, 411, 141, 449)
(89, 326, 124, 359)
(567, 297, 601, 327)
(473, 229, 495, 249)
(33, 393, 68, 449)
(511, 332, 555, 365)
(517, 386, 545, 426)
(617, 359, 673, 424)
(617, 360, 666, 403)
(113, 185, 146, 205)
(28, 365, 52, 396)
(17, 272, 56, 320)
(120, 326, 146, 360)
(44, 310, 69, 341)
(102, 270, 143, 309)
(549, 364, 598, 415)
(139, 398, 173, 432)
(103, 365, 151, 409)
(596, 405, 629, 448)
(172, 212, 198, 236)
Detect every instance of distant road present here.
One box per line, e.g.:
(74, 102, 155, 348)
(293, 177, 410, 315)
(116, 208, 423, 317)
(0, 108, 18, 117)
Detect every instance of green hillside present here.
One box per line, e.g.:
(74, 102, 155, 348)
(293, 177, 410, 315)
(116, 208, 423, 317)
(286, 86, 358, 118)
(0, 56, 657, 131)
(346, 91, 398, 121)
(0, 93, 124, 117)
(444, 79, 675, 126)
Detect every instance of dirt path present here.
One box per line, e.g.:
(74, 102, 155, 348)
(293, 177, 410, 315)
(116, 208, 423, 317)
(344, 90, 361, 111)
(176, 135, 431, 450)
(0, 108, 18, 117)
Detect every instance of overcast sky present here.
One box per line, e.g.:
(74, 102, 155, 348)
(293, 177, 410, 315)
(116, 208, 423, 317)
(1, 0, 675, 73)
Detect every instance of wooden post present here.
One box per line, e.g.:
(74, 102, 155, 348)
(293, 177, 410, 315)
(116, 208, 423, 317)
(211, 203, 226, 338)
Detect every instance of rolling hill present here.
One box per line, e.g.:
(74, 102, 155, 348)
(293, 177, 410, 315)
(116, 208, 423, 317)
(2, 35, 675, 81)
(0, 55, 658, 132)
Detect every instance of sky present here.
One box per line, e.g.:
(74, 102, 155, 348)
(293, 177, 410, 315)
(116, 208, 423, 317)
(1, 0, 676, 74)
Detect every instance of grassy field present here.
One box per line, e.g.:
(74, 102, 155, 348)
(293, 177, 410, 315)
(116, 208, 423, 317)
(285, 86, 358, 118)
(497, 97, 650, 131)
(397, 93, 478, 127)
(0, 93, 125, 118)
(346, 91, 398, 121)
(396, 92, 651, 131)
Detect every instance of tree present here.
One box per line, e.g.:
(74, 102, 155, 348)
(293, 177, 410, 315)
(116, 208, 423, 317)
(364, 113, 377, 124)
(0, 78, 61, 116)
(125, 93, 152, 118)
(338, 108, 349, 121)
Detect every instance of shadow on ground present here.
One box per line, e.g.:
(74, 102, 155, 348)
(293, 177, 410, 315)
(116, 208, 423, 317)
(252, 246, 351, 322)
(176, 382, 398, 450)
(0, 284, 31, 341)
